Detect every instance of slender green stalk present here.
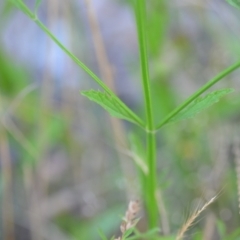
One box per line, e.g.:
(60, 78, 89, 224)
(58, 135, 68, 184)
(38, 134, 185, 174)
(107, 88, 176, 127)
(136, 3, 153, 128)
(135, 0, 158, 228)
(12, 0, 144, 128)
(35, 19, 144, 127)
(156, 60, 240, 130)
(34, 20, 111, 92)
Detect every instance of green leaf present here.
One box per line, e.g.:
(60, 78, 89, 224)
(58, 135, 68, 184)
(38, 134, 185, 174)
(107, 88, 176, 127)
(227, 227, 240, 240)
(123, 227, 135, 239)
(98, 229, 108, 240)
(34, 0, 42, 14)
(81, 90, 140, 125)
(169, 88, 234, 123)
(9, 0, 22, 9)
(217, 220, 226, 238)
(191, 232, 204, 240)
(127, 228, 160, 240)
(157, 237, 175, 240)
(226, 0, 240, 9)
(155, 60, 240, 130)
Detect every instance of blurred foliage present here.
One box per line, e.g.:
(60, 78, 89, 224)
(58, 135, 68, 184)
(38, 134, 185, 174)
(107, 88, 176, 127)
(0, 47, 28, 97)
(1, 0, 240, 239)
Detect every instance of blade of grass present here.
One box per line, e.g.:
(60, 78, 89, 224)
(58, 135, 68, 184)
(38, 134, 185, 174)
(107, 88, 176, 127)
(155, 60, 240, 130)
(10, 0, 144, 128)
(135, 0, 158, 228)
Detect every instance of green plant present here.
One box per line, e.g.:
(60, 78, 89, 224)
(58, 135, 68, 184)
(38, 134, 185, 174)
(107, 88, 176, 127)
(226, 0, 240, 9)
(9, 0, 240, 238)
(98, 201, 161, 240)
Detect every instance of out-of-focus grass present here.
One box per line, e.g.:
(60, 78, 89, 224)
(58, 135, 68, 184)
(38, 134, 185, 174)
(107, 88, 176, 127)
(1, 0, 240, 239)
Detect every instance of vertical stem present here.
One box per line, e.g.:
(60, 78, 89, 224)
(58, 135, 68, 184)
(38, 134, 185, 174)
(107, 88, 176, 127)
(135, 0, 158, 228)
(146, 131, 158, 228)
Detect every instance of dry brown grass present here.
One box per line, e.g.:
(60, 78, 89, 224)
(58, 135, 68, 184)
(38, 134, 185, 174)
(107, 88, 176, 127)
(115, 200, 140, 240)
(176, 195, 217, 240)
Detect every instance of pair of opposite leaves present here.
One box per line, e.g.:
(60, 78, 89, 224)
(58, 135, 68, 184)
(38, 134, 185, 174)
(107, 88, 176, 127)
(81, 88, 234, 128)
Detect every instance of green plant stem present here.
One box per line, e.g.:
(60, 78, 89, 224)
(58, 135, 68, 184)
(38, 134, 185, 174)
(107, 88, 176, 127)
(34, 19, 144, 127)
(146, 131, 158, 228)
(156, 60, 240, 130)
(135, 0, 158, 228)
(12, 0, 144, 128)
(34, 20, 110, 92)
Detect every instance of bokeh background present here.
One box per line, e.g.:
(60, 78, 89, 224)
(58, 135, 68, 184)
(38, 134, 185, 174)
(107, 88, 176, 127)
(1, 0, 240, 239)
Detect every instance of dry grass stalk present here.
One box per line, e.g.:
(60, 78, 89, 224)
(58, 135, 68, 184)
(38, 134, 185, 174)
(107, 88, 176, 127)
(155, 188, 170, 235)
(202, 212, 216, 240)
(115, 200, 140, 240)
(84, 0, 137, 199)
(176, 195, 217, 240)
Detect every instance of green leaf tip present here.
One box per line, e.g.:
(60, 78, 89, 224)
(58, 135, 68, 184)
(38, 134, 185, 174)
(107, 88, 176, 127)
(226, 0, 240, 9)
(81, 90, 141, 125)
(97, 228, 108, 240)
(34, 0, 42, 14)
(10, 0, 36, 19)
(170, 88, 234, 123)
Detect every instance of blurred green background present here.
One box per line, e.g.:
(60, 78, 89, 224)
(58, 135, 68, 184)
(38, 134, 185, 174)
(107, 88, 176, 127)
(1, 0, 240, 239)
